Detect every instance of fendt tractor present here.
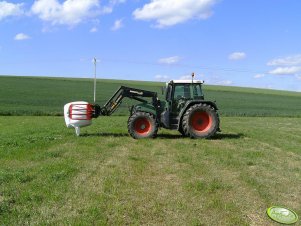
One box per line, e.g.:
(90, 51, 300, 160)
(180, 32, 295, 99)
(64, 74, 220, 139)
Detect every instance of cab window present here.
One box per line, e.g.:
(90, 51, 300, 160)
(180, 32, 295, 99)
(174, 84, 191, 99)
(192, 84, 203, 98)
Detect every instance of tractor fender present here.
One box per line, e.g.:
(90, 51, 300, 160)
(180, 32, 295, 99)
(178, 100, 218, 129)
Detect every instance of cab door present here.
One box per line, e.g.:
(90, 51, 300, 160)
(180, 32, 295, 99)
(171, 84, 191, 114)
(160, 84, 173, 128)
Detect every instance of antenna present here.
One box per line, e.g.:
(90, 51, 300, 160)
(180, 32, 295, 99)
(191, 72, 195, 83)
(93, 57, 97, 103)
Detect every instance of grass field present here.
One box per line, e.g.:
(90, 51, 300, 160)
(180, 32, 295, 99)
(1, 116, 301, 225)
(1, 76, 301, 117)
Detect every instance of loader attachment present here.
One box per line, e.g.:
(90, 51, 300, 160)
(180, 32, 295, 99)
(64, 101, 94, 136)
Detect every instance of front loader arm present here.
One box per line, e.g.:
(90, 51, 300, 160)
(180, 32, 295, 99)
(96, 86, 159, 116)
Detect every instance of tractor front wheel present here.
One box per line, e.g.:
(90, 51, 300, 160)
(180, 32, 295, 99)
(182, 104, 219, 139)
(128, 112, 158, 139)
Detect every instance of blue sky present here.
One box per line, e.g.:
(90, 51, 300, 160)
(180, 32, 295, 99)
(1, 0, 301, 92)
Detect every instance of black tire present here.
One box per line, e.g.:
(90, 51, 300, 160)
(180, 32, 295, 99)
(128, 112, 158, 139)
(182, 104, 219, 139)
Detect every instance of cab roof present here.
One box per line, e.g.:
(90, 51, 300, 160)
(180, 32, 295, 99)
(169, 80, 204, 84)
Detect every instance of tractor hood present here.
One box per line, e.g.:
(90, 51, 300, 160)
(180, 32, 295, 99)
(134, 102, 157, 116)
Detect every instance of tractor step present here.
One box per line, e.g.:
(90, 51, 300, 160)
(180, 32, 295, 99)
(170, 124, 178, 130)
(170, 117, 179, 124)
(169, 116, 179, 130)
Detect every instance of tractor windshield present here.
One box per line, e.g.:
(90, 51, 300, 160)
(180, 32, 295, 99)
(173, 84, 203, 100)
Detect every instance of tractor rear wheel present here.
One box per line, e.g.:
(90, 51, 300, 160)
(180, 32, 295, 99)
(182, 103, 219, 139)
(128, 112, 158, 139)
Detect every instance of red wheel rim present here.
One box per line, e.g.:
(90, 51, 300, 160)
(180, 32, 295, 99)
(134, 118, 151, 135)
(191, 111, 212, 133)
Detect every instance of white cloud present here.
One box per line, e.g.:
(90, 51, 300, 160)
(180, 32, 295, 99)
(14, 33, 30, 40)
(90, 27, 98, 32)
(31, 0, 100, 26)
(111, 19, 123, 31)
(41, 26, 56, 33)
(180, 75, 192, 80)
(267, 55, 301, 83)
(267, 54, 301, 66)
(0, 1, 24, 21)
(110, 0, 126, 3)
(101, 6, 113, 14)
(155, 74, 169, 81)
(228, 52, 246, 61)
(268, 66, 301, 75)
(217, 80, 233, 85)
(265, 85, 273, 90)
(101, 0, 126, 14)
(254, 74, 265, 79)
(133, 0, 217, 28)
(179, 73, 204, 80)
(158, 56, 181, 65)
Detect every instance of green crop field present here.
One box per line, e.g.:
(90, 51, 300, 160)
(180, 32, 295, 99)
(0, 75, 301, 225)
(0, 76, 301, 117)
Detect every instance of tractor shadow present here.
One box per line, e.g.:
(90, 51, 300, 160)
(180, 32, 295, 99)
(80, 132, 244, 140)
(158, 133, 244, 140)
(157, 134, 184, 139)
(81, 133, 184, 139)
(210, 133, 244, 140)
(80, 132, 129, 137)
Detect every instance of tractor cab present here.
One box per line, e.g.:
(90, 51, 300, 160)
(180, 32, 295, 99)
(165, 80, 205, 114)
(165, 80, 205, 102)
(161, 79, 206, 130)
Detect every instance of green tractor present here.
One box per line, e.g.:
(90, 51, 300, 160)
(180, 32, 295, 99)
(64, 77, 220, 138)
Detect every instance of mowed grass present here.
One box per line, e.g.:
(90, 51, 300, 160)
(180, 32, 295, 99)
(1, 75, 301, 117)
(1, 116, 301, 225)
